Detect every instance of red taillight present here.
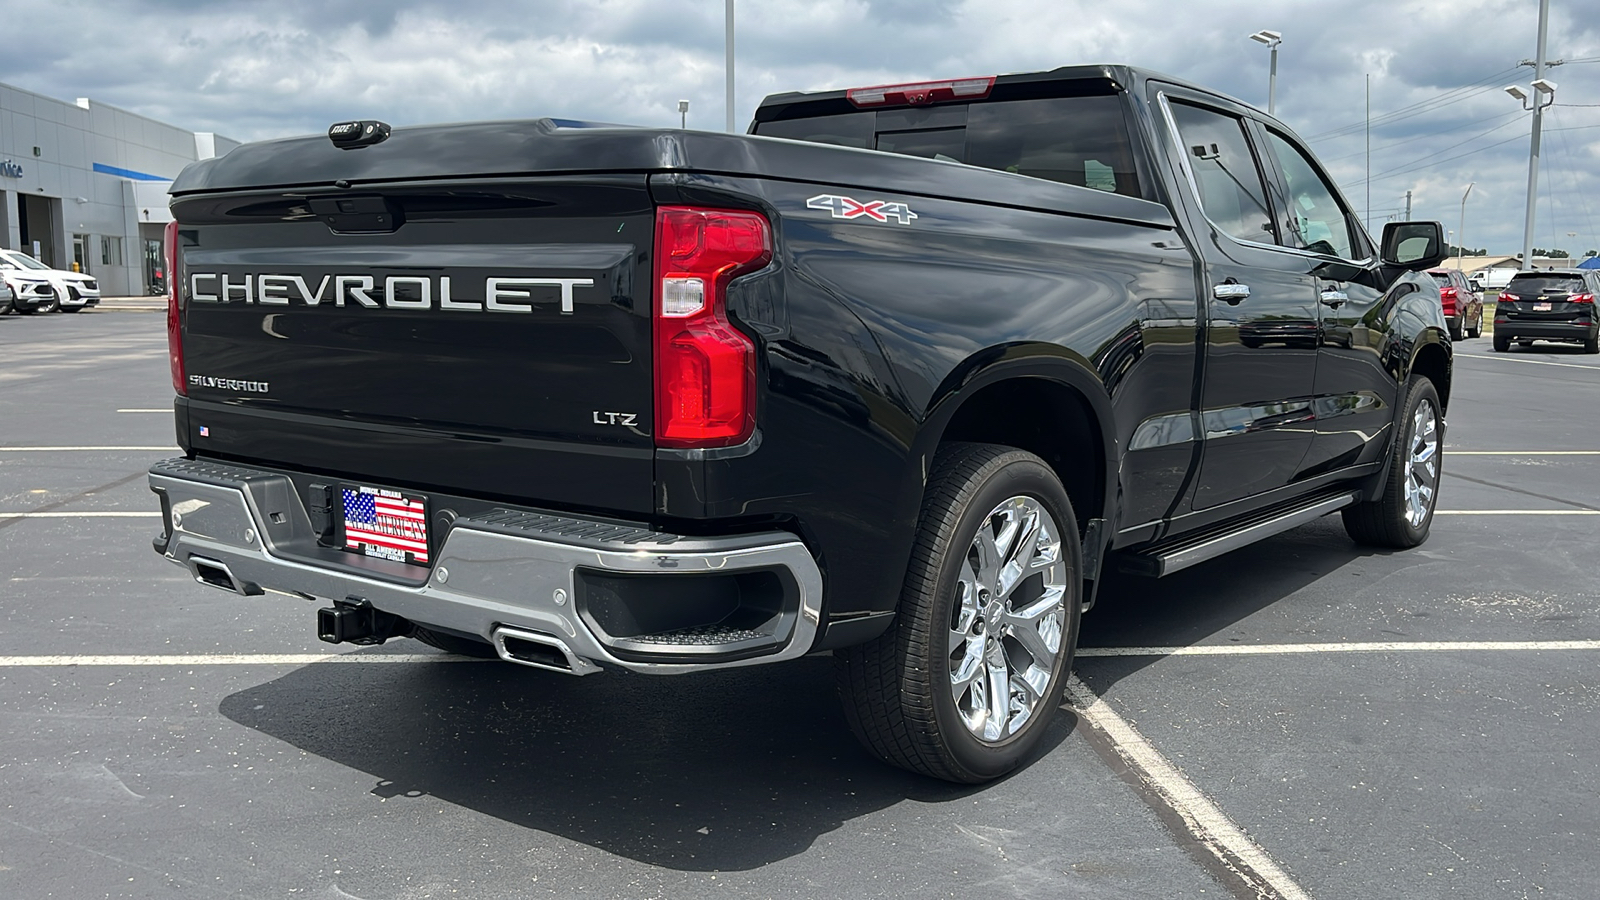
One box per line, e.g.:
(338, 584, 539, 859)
(1439, 285, 1457, 313)
(653, 207, 771, 448)
(1498, 292, 1516, 303)
(1571, 293, 1595, 305)
(165, 219, 185, 397)
(846, 76, 995, 108)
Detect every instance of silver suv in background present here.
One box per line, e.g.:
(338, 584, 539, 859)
(0, 249, 100, 312)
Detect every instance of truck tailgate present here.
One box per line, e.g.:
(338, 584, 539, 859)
(172, 177, 656, 515)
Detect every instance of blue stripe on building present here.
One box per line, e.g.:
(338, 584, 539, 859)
(92, 162, 167, 181)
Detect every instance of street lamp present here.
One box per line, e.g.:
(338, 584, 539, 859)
(678, 100, 690, 129)
(1249, 30, 1283, 115)
(1508, 0, 1555, 271)
(1457, 182, 1474, 270)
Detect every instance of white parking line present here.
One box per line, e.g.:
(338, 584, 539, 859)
(115, 409, 172, 413)
(1448, 450, 1600, 455)
(0, 653, 481, 667)
(0, 512, 161, 519)
(1067, 676, 1313, 900)
(1077, 640, 1600, 657)
(1434, 510, 1600, 515)
(1455, 354, 1600, 372)
(0, 446, 177, 452)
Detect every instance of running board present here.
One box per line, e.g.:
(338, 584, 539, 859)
(1118, 491, 1360, 578)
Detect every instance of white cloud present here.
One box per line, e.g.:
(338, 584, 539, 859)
(5, 0, 1598, 254)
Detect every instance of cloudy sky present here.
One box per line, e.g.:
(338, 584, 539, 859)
(5, 0, 1598, 256)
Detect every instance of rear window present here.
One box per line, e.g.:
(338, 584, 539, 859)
(1427, 271, 1453, 285)
(753, 95, 1142, 197)
(1507, 274, 1586, 295)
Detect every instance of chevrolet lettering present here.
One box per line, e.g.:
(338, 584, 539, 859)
(187, 273, 596, 313)
(151, 66, 1452, 785)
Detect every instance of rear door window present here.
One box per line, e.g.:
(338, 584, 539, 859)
(753, 94, 1143, 197)
(1165, 102, 1276, 244)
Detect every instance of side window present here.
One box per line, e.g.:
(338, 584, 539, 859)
(1167, 102, 1276, 244)
(1264, 131, 1356, 260)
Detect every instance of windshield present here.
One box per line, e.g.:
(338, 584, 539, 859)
(0, 251, 51, 271)
(1507, 274, 1586, 296)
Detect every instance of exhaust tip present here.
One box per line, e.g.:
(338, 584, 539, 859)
(188, 556, 262, 596)
(491, 626, 601, 676)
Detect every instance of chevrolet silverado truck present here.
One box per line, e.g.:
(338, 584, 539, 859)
(148, 65, 1451, 783)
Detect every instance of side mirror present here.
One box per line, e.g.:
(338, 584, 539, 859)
(1380, 221, 1447, 270)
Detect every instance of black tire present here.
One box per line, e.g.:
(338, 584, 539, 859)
(411, 625, 501, 658)
(1466, 309, 1482, 339)
(835, 442, 1081, 783)
(1493, 334, 1510, 352)
(13, 304, 36, 316)
(1342, 377, 1442, 549)
(1449, 324, 1463, 342)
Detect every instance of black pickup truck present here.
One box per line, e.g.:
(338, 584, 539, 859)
(149, 65, 1451, 783)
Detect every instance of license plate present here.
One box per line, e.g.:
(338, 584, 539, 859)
(340, 485, 430, 565)
(1534, 302, 1552, 311)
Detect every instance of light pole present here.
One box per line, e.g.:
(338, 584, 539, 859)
(678, 100, 690, 129)
(1249, 30, 1282, 116)
(725, 0, 736, 133)
(1457, 182, 1474, 270)
(1507, 0, 1555, 271)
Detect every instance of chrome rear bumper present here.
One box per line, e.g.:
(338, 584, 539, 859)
(148, 458, 823, 674)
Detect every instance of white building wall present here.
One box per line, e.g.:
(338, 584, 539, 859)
(0, 81, 236, 296)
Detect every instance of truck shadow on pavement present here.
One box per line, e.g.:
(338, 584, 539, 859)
(219, 654, 1075, 871)
(1077, 516, 1383, 688)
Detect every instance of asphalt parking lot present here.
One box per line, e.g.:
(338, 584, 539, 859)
(2, 308, 1597, 900)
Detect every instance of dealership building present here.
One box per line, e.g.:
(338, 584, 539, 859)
(0, 80, 238, 297)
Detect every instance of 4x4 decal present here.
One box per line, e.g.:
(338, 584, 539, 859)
(806, 194, 918, 225)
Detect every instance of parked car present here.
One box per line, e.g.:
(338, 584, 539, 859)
(150, 64, 1451, 783)
(1427, 268, 1483, 340)
(0, 249, 101, 312)
(0, 268, 56, 314)
(1493, 269, 1600, 353)
(0, 277, 13, 315)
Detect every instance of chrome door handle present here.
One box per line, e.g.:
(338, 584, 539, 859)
(1213, 282, 1251, 304)
(1320, 289, 1348, 308)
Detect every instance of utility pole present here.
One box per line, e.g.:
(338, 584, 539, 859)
(1458, 182, 1474, 270)
(1404, 190, 1412, 220)
(1519, 0, 1551, 271)
(726, 0, 736, 132)
(1365, 74, 1371, 229)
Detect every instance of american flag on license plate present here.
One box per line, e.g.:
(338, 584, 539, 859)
(343, 487, 429, 563)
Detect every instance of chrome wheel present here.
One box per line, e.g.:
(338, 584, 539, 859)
(948, 495, 1067, 744)
(1403, 401, 1439, 527)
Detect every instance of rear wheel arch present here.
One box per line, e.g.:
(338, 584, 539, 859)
(915, 350, 1116, 542)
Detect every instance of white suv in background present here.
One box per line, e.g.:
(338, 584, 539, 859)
(0, 249, 101, 312)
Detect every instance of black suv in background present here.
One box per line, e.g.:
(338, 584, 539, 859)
(1494, 269, 1600, 353)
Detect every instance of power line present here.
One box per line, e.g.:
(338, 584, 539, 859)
(1348, 121, 1600, 188)
(1346, 115, 1527, 185)
(1307, 66, 1522, 141)
(1317, 109, 1523, 162)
